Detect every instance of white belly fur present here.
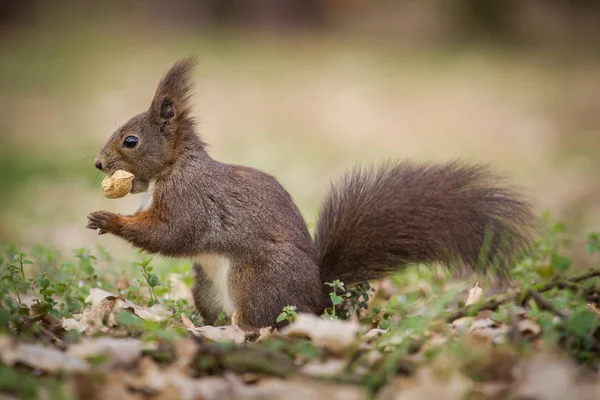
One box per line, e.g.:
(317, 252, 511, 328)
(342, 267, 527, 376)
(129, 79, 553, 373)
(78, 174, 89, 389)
(193, 253, 235, 315)
(138, 180, 155, 211)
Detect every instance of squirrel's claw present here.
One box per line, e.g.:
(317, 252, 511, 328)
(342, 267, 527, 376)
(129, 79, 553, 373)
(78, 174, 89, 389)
(87, 211, 118, 234)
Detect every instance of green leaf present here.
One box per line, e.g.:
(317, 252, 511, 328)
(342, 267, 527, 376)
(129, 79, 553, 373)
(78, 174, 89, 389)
(380, 318, 391, 330)
(276, 313, 287, 323)
(0, 309, 10, 328)
(566, 308, 598, 339)
(551, 255, 571, 273)
(147, 274, 160, 288)
(118, 311, 143, 327)
(41, 288, 56, 296)
(330, 293, 343, 306)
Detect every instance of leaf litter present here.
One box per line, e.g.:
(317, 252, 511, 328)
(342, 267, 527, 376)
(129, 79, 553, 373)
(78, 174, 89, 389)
(1, 233, 600, 399)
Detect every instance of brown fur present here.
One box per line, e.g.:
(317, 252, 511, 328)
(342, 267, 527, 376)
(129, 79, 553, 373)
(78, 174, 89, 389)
(88, 57, 538, 328)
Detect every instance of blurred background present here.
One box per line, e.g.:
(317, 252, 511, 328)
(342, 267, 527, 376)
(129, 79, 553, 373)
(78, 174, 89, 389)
(1, 0, 599, 266)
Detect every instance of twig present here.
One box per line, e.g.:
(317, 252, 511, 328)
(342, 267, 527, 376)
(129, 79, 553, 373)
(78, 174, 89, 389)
(445, 268, 600, 322)
(525, 288, 567, 319)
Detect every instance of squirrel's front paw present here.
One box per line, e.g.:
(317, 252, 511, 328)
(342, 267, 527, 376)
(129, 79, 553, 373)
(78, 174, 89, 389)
(87, 211, 120, 235)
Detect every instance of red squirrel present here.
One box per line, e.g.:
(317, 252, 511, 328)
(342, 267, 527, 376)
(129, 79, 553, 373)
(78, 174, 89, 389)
(87, 57, 537, 328)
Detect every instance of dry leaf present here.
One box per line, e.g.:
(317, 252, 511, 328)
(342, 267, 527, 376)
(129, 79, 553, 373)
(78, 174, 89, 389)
(363, 328, 387, 342)
(79, 287, 118, 327)
(85, 288, 117, 307)
(381, 366, 472, 400)
(468, 318, 496, 334)
(62, 318, 89, 333)
(226, 373, 367, 400)
(451, 317, 475, 334)
(301, 360, 347, 377)
(118, 299, 172, 322)
(518, 319, 542, 337)
(181, 313, 197, 330)
(2, 343, 89, 373)
(127, 357, 232, 400)
(281, 313, 361, 355)
(67, 338, 143, 366)
(468, 318, 508, 344)
(173, 338, 199, 371)
(187, 324, 246, 344)
(256, 326, 274, 342)
(96, 370, 142, 400)
(465, 282, 483, 306)
(516, 353, 580, 400)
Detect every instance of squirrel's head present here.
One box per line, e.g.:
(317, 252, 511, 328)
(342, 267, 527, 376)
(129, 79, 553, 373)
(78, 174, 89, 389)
(94, 57, 200, 193)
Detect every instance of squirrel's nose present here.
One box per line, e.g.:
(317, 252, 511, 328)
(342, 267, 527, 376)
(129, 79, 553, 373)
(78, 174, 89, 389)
(94, 160, 103, 171)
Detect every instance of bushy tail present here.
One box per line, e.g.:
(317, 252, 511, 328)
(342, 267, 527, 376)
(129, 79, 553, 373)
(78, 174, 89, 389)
(314, 160, 538, 286)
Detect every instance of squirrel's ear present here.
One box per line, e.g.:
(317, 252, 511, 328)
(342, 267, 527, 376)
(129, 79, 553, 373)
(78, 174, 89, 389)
(150, 56, 198, 124)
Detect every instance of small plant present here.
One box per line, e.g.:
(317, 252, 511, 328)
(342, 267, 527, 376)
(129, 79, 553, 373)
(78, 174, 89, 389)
(2, 258, 24, 304)
(324, 279, 346, 319)
(277, 305, 298, 324)
(134, 255, 161, 305)
(347, 282, 373, 319)
(214, 311, 229, 327)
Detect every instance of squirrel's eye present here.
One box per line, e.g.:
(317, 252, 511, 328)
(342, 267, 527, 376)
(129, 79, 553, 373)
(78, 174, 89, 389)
(123, 136, 139, 149)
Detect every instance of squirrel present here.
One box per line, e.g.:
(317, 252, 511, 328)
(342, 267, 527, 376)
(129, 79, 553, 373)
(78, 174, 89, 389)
(87, 57, 537, 328)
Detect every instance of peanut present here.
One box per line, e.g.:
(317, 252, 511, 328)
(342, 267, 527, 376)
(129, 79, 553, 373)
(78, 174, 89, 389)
(101, 170, 134, 199)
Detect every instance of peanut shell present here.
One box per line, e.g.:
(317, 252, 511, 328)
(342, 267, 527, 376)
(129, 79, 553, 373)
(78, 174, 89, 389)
(101, 170, 134, 199)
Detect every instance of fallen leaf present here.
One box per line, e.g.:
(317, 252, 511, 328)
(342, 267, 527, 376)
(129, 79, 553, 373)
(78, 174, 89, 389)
(301, 359, 347, 377)
(281, 313, 361, 355)
(381, 366, 472, 400)
(85, 287, 117, 307)
(518, 319, 542, 337)
(67, 337, 143, 366)
(516, 353, 581, 400)
(119, 299, 172, 322)
(62, 318, 89, 333)
(181, 313, 196, 330)
(256, 326, 274, 342)
(468, 318, 496, 334)
(127, 357, 232, 400)
(468, 318, 508, 343)
(96, 370, 142, 400)
(363, 328, 387, 342)
(2, 343, 89, 373)
(80, 288, 118, 325)
(187, 324, 246, 344)
(225, 373, 367, 400)
(451, 317, 475, 334)
(173, 338, 199, 372)
(465, 282, 483, 306)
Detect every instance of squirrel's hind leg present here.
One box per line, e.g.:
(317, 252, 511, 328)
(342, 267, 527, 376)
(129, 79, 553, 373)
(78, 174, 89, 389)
(228, 250, 323, 329)
(192, 263, 224, 325)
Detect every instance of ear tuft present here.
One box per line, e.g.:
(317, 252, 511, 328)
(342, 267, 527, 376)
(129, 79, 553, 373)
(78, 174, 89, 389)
(151, 56, 198, 122)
